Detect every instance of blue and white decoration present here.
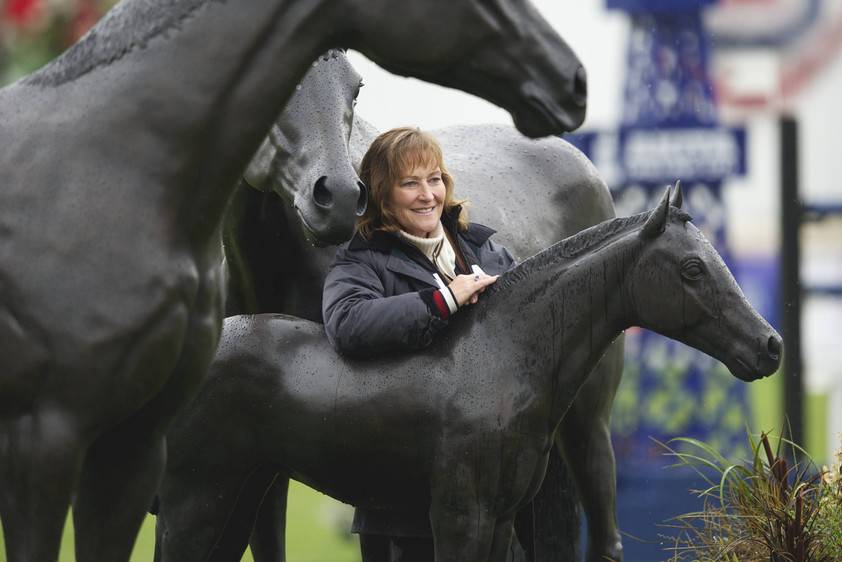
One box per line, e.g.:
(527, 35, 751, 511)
(567, 2, 760, 559)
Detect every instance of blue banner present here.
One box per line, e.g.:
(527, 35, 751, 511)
(606, 0, 717, 16)
(566, 127, 746, 184)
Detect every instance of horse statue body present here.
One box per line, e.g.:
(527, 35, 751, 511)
(0, 0, 589, 558)
(156, 186, 781, 561)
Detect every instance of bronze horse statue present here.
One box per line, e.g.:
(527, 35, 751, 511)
(155, 186, 781, 562)
(0, 0, 589, 558)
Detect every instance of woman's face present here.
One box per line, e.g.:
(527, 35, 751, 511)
(388, 162, 446, 238)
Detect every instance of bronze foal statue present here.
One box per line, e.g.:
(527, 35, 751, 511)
(156, 186, 781, 561)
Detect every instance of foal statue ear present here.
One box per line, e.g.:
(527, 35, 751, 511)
(243, 133, 277, 191)
(641, 186, 671, 238)
(670, 180, 683, 209)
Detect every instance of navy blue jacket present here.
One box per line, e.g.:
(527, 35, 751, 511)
(322, 208, 515, 358)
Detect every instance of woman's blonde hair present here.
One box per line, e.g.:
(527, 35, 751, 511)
(357, 127, 467, 239)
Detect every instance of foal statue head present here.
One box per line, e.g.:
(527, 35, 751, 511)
(628, 184, 782, 382)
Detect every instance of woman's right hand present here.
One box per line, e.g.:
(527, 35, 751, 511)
(448, 273, 499, 307)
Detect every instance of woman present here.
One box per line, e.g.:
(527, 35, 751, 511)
(322, 127, 516, 561)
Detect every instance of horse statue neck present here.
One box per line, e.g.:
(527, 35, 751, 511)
(476, 213, 650, 425)
(18, 0, 334, 245)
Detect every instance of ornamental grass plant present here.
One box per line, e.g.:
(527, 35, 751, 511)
(659, 430, 842, 562)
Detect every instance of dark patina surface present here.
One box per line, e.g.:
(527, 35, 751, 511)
(0, 0, 588, 559)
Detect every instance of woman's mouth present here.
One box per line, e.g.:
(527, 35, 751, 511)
(411, 207, 436, 215)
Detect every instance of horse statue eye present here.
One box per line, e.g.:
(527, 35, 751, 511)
(681, 259, 705, 281)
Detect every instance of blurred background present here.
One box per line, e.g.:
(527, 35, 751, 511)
(1, 0, 840, 560)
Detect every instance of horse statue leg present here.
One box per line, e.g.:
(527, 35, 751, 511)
(0, 413, 83, 562)
(73, 416, 168, 560)
(557, 336, 626, 562)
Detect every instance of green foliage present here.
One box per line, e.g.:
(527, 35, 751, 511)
(659, 430, 842, 562)
(0, 0, 117, 85)
(814, 440, 842, 560)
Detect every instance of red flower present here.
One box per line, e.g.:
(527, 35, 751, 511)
(3, 0, 44, 27)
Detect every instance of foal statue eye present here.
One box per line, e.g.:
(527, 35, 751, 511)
(681, 258, 705, 281)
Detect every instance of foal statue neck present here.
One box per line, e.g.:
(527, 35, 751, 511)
(478, 214, 650, 423)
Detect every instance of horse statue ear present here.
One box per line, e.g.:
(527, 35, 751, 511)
(641, 186, 672, 238)
(243, 134, 277, 191)
(670, 180, 683, 209)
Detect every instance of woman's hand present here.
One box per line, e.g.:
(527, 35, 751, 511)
(448, 272, 499, 307)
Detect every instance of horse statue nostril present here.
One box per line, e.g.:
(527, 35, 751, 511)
(573, 65, 587, 107)
(312, 176, 333, 208)
(767, 334, 783, 359)
(356, 181, 368, 216)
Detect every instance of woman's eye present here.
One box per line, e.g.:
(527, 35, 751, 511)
(429, 177, 442, 184)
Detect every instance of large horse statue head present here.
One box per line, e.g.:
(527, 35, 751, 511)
(242, 50, 365, 245)
(346, 0, 587, 136)
(624, 185, 781, 381)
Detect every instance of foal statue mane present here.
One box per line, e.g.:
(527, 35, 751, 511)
(490, 186, 692, 297)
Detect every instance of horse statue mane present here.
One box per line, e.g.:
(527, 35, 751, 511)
(25, 0, 207, 86)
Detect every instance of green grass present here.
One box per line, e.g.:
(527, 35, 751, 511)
(0, 481, 359, 562)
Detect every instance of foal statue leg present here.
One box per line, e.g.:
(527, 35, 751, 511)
(557, 337, 625, 562)
(158, 462, 279, 562)
(249, 477, 289, 562)
(429, 437, 518, 562)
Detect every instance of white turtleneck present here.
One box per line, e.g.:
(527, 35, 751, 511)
(397, 222, 458, 281)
